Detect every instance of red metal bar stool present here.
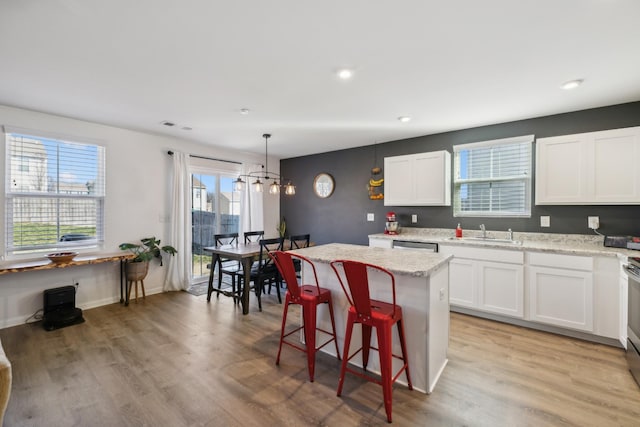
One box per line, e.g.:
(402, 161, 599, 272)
(270, 250, 341, 382)
(330, 260, 412, 423)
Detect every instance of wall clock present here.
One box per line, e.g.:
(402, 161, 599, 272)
(313, 173, 335, 198)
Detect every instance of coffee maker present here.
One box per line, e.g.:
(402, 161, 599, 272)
(384, 211, 399, 235)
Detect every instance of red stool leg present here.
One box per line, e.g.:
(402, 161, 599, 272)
(337, 312, 355, 396)
(397, 317, 413, 390)
(276, 294, 292, 365)
(377, 323, 394, 423)
(361, 324, 372, 370)
(302, 301, 318, 382)
(326, 294, 341, 360)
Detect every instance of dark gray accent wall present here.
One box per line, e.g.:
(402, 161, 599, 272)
(281, 102, 640, 246)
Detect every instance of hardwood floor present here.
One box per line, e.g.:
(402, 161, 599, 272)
(1, 291, 639, 426)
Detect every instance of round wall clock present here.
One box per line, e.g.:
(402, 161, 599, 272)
(313, 173, 335, 198)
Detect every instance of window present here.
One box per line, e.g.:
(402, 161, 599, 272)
(5, 129, 105, 254)
(453, 135, 533, 217)
(191, 171, 241, 281)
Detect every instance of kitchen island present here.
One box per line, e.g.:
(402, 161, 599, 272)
(290, 243, 452, 394)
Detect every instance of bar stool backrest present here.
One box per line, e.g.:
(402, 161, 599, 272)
(270, 251, 320, 299)
(330, 260, 397, 319)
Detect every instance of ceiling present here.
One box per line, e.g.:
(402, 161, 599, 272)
(1, 1, 640, 159)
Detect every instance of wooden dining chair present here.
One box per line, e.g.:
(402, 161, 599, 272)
(246, 237, 284, 311)
(212, 233, 242, 303)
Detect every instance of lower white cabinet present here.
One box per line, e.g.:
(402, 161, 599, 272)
(441, 245, 524, 318)
(527, 252, 594, 332)
(368, 237, 393, 248)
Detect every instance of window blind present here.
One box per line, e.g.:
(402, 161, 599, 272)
(5, 131, 105, 253)
(453, 135, 533, 217)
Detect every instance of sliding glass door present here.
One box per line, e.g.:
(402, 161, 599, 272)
(191, 172, 241, 282)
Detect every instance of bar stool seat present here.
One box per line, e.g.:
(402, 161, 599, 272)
(330, 259, 412, 423)
(270, 250, 341, 382)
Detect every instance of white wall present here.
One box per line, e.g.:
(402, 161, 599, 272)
(0, 105, 281, 328)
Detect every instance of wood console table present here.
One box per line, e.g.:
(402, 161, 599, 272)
(0, 253, 135, 305)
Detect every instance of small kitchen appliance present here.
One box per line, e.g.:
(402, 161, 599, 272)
(384, 211, 399, 235)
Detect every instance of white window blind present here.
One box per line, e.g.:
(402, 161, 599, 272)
(5, 129, 105, 254)
(453, 135, 533, 217)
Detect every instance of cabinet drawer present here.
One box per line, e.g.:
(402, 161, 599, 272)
(440, 245, 523, 264)
(528, 252, 593, 271)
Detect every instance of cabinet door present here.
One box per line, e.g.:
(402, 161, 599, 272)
(384, 154, 414, 205)
(478, 261, 524, 318)
(591, 127, 640, 203)
(413, 151, 451, 205)
(448, 258, 476, 308)
(535, 134, 587, 204)
(529, 266, 594, 331)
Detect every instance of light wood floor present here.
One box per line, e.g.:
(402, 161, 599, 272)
(1, 291, 640, 426)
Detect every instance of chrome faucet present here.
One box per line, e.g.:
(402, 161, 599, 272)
(508, 228, 513, 241)
(480, 224, 486, 238)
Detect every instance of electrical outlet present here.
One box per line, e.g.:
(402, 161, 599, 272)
(411, 214, 418, 223)
(588, 216, 600, 230)
(367, 213, 374, 222)
(540, 216, 551, 227)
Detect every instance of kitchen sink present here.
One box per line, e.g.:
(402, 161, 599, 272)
(446, 237, 522, 245)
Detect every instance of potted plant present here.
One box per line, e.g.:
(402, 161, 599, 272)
(119, 237, 177, 281)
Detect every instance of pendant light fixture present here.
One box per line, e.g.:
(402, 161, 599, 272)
(232, 134, 296, 195)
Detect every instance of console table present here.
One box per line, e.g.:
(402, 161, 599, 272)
(0, 253, 135, 305)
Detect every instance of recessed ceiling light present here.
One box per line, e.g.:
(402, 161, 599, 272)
(181, 126, 192, 131)
(161, 121, 175, 127)
(561, 79, 584, 90)
(240, 108, 250, 115)
(337, 69, 353, 80)
(398, 116, 412, 123)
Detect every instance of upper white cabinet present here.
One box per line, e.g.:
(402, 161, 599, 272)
(536, 126, 640, 204)
(384, 150, 451, 206)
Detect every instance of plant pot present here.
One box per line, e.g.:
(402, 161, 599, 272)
(125, 261, 149, 281)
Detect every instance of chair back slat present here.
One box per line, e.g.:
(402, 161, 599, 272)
(214, 233, 238, 246)
(289, 234, 310, 250)
(244, 230, 265, 243)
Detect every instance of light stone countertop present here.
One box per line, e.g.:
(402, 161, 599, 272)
(369, 228, 640, 259)
(290, 243, 452, 278)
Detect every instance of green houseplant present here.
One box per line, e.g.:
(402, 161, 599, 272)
(119, 237, 177, 281)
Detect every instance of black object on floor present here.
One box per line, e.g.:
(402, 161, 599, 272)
(42, 285, 84, 331)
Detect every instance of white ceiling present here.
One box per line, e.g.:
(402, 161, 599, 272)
(1, 0, 640, 159)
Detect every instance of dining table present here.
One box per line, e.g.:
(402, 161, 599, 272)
(204, 242, 263, 315)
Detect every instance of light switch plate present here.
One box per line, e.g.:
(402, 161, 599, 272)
(411, 214, 418, 223)
(367, 213, 374, 222)
(540, 216, 550, 227)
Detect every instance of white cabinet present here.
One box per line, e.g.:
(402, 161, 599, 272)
(368, 237, 393, 248)
(440, 245, 524, 318)
(384, 150, 451, 206)
(528, 252, 594, 332)
(536, 126, 640, 204)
